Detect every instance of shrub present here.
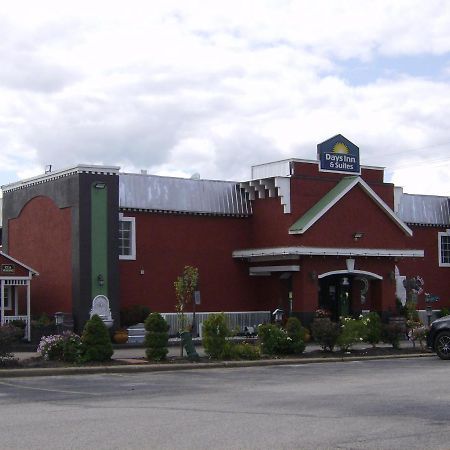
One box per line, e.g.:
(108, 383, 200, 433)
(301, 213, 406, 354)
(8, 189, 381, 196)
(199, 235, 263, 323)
(144, 312, 170, 361)
(80, 315, 114, 362)
(362, 312, 382, 347)
(0, 325, 22, 362)
(382, 323, 403, 349)
(258, 324, 286, 355)
(37, 332, 82, 362)
(224, 342, 261, 360)
(258, 323, 305, 356)
(311, 318, 339, 352)
(337, 317, 365, 351)
(120, 305, 151, 327)
(438, 307, 450, 318)
(202, 313, 229, 359)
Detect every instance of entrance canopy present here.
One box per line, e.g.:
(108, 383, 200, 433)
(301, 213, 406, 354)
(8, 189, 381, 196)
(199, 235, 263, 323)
(233, 246, 424, 261)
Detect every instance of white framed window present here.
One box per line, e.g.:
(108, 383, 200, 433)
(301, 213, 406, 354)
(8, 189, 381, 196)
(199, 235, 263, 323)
(119, 214, 136, 260)
(438, 229, 450, 267)
(1, 285, 12, 310)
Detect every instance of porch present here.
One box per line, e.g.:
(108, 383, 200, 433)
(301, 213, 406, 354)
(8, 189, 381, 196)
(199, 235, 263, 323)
(0, 252, 39, 342)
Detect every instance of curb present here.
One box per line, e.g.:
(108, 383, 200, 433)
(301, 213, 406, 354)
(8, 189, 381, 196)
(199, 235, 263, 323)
(0, 352, 435, 378)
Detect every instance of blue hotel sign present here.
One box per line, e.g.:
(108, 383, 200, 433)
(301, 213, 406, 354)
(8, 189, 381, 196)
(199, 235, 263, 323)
(317, 135, 360, 175)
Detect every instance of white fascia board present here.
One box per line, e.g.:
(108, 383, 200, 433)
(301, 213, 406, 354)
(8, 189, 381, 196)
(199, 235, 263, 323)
(233, 247, 425, 259)
(249, 265, 300, 274)
(357, 178, 413, 236)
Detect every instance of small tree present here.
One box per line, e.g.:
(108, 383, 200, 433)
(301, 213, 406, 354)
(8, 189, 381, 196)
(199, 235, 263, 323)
(202, 313, 229, 359)
(80, 315, 114, 362)
(144, 313, 170, 361)
(174, 265, 199, 331)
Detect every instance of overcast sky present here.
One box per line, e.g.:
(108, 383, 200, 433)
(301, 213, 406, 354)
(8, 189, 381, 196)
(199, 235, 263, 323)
(1, 0, 450, 195)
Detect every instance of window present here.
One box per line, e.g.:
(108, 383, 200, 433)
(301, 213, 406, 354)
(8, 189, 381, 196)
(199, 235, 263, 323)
(1, 285, 12, 310)
(119, 215, 136, 260)
(438, 229, 450, 267)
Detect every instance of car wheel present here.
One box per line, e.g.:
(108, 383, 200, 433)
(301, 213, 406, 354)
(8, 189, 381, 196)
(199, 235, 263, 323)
(435, 331, 450, 360)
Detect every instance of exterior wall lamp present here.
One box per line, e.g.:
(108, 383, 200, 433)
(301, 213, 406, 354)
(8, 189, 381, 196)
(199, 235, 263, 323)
(97, 273, 105, 287)
(353, 232, 364, 241)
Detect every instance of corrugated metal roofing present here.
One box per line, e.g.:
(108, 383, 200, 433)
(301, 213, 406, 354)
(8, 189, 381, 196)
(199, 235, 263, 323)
(119, 173, 252, 216)
(397, 193, 450, 226)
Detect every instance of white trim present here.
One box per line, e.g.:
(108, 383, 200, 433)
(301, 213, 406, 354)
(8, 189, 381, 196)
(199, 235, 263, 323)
(438, 229, 450, 267)
(119, 215, 136, 260)
(2, 164, 120, 192)
(233, 246, 424, 259)
(249, 265, 300, 275)
(318, 270, 383, 280)
(288, 177, 413, 236)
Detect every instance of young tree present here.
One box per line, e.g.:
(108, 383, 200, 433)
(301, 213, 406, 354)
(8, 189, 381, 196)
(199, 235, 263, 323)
(174, 265, 199, 332)
(174, 265, 199, 356)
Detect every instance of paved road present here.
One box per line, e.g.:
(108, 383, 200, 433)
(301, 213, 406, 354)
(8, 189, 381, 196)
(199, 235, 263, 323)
(1, 357, 449, 449)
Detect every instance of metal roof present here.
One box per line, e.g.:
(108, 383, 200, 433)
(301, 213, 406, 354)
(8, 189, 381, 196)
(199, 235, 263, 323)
(119, 173, 252, 216)
(397, 193, 450, 226)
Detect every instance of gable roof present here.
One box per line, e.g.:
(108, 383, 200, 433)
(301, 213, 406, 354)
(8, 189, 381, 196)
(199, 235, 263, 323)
(289, 176, 413, 236)
(0, 252, 39, 276)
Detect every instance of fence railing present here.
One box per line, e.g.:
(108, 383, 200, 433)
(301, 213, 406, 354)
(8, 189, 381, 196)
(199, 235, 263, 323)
(162, 311, 271, 337)
(2, 315, 29, 339)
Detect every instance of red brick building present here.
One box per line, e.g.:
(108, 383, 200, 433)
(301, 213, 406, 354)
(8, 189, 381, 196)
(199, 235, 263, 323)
(1, 135, 449, 331)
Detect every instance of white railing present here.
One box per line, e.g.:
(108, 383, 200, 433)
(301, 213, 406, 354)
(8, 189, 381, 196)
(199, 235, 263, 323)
(2, 315, 29, 339)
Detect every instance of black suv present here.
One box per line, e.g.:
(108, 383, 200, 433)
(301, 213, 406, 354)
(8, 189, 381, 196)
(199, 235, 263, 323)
(427, 315, 450, 359)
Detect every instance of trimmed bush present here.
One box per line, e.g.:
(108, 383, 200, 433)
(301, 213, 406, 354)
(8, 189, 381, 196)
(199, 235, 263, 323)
(258, 324, 286, 355)
(258, 323, 305, 356)
(144, 312, 170, 361)
(311, 318, 339, 352)
(337, 317, 365, 351)
(202, 313, 229, 359)
(80, 315, 114, 362)
(224, 342, 261, 360)
(361, 312, 382, 347)
(37, 332, 82, 363)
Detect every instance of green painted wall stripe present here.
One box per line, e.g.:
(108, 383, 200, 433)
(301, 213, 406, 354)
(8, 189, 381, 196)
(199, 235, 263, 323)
(91, 183, 108, 298)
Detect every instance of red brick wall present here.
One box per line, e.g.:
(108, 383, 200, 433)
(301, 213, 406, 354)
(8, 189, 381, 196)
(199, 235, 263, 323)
(119, 212, 255, 313)
(8, 196, 72, 316)
(397, 226, 450, 309)
(250, 183, 411, 250)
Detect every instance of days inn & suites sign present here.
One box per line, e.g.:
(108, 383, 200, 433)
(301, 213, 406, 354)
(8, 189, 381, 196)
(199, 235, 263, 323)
(317, 134, 360, 175)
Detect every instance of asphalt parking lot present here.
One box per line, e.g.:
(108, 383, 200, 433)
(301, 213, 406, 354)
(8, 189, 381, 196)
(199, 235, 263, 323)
(1, 357, 448, 449)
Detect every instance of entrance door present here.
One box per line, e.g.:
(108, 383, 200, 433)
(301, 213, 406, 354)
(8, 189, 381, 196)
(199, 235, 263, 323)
(319, 275, 353, 321)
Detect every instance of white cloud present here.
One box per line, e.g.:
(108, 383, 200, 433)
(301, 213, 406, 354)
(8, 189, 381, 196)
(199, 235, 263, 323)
(0, 0, 449, 196)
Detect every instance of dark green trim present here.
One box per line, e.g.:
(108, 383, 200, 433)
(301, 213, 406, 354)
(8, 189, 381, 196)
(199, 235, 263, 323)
(91, 183, 108, 298)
